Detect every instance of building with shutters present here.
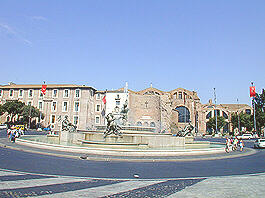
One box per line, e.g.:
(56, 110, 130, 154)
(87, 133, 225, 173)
(0, 82, 252, 134)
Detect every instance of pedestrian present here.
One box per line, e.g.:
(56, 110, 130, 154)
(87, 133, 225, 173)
(7, 128, 11, 139)
(233, 137, 239, 151)
(18, 128, 24, 136)
(239, 139, 244, 151)
(10, 129, 16, 143)
(225, 137, 231, 153)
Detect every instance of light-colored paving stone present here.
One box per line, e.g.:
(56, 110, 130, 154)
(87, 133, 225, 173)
(0, 177, 89, 190)
(168, 174, 265, 198)
(0, 170, 23, 176)
(34, 180, 164, 198)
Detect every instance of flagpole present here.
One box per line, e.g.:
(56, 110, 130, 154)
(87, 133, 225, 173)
(251, 82, 257, 132)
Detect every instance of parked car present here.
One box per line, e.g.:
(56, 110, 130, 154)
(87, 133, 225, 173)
(0, 124, 7, 129)
(237, 134, 253, 139)
(254, 139, 265, 148)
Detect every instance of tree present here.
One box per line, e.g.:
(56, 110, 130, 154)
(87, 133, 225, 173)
(2, 100, 25, 123)
(231, 112, 253, 132)
(206, 116, 227, 134)
(20, 105, 43, 127)
(0, 104, 5, 116)
(253, 89, 265, 135)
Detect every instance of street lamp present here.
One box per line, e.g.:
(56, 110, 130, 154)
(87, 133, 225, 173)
(237, 98, 240, 133)
(214, 88, 218, 134)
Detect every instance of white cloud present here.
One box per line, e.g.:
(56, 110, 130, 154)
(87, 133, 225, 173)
(0, 23, 32, 45)
(31, 16, 47, 21)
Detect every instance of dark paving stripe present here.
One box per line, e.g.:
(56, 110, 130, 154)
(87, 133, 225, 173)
(102, 178, 205, 198)
(0, 179, 123, 198)
(0, 174, 54, 181)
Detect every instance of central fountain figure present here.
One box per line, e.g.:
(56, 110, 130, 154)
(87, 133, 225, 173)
(104, 113, 122, 138)
(103, 100, 129, 138)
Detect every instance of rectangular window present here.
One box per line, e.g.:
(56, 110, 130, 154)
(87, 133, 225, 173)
(0, 89, 2, 97)
(28, 89, 33, 98)
(178, 93, 182, 99)
(116, 100, 120, 106)
(95, 116, 100, 124)
(63, 89, 69, 98)
(51, 101, 57, 112)
(18, 89, 24, 98)
(52, 89, 58, 98)
(74, 101, 80, 112)
(62, 101, 68, 112)
(51, 115, 56, 124)
(39, 90, 44, 97)
(96, 93, 101, 100)
(38, 101, 43, 111)
(75, 89, 81, 98)
(9, 89, 14, 97)
(73, 116, 78, 126)
(96, 104, 100, 112)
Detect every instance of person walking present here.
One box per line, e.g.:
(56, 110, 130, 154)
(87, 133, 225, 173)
(233, 137, 239, 151)
(225, 137, 231, 153)
(239, 139, 244, 151)
(10, 128, 16, 143)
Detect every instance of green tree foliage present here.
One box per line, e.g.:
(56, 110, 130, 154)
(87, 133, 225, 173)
(231, 112, 253, 132)
(253, 89, 265, 134)
(206, 116, 227, 134)
(20, 105, 43, 125)
(0, 104, 5, 116)
(2, 100, 25, 122)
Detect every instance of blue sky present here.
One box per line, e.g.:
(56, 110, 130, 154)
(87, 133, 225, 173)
(0, 0, 264, 105)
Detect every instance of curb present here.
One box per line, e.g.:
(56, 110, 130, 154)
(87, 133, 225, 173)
(0, 137, 257, 162)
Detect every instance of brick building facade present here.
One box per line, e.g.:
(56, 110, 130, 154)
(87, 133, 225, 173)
(0, 83, 252, 134)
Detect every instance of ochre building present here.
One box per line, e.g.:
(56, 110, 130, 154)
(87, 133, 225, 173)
(0, 83, 252, 134)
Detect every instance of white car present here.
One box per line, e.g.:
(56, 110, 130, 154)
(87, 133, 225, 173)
(0, 124, 7, 129)
(254, 139, 265, 148)
(237, 134, 253, 140)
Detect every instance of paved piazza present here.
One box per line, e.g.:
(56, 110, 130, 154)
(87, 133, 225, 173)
(1, 130, 265, 197)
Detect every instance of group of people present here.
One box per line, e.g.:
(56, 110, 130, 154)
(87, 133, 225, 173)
(7, 126, 24, 143)
(225, 137, 244, 153)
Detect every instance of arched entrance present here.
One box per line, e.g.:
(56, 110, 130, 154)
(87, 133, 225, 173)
(175, 106, 190, 123)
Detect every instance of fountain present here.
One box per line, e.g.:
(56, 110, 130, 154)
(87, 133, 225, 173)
(17, 100, 224, 156)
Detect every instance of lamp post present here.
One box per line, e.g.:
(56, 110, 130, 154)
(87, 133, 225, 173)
(237, 98, 240, 133)
(214, 88, 218, 134)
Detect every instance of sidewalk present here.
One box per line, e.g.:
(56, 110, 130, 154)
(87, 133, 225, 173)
(168, 173, 265, 198)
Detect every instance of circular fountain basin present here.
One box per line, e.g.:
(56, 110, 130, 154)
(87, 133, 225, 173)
(17, 135, 225, 156)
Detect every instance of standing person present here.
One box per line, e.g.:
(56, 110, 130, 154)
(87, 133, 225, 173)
(239, 139, 244, 151)
(18, 127, 24, 136)
(7, 127, 11, 139)
(10, 128, 16, 143)
(233, 137, 239, 151)
(225, 137, 231, 153)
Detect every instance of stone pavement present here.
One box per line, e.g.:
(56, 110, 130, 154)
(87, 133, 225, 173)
(168, 174, 265, 198)
(0, 168, 265, 197)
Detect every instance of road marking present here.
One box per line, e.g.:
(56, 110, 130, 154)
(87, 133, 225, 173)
(33, 180, 164, 198)
(0, 177, 89, 190)
(0, 170, 23, 176)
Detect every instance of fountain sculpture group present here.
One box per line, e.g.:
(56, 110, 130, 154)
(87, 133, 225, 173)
(59, 99, 195, 148)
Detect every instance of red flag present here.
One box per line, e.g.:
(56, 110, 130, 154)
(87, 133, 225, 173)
(102, 96, 106, 104)
(41, 84, 47, 95)
(250, 86, 256, 97)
